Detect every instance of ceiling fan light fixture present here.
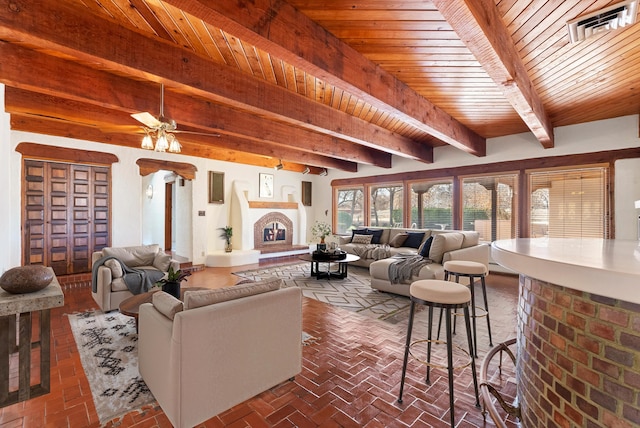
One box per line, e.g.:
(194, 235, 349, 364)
(141, 133, 154, 150)
(168, 134, 182, 153)
(155, 132, 169, 152)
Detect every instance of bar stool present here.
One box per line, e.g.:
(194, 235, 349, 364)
(398, 279, 480, 427)
(443, 260, 493, 358)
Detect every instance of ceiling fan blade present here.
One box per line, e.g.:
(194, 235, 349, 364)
(131, 112, 162, 128)
(99, 124, 146, 133)
(172, 129, 221, 137)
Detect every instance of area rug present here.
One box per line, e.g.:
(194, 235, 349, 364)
(67, 310, 155, 425)
(235, 262, 412, 321)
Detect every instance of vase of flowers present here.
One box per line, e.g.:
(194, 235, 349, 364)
(311, 221, 332, 249)
(158, 266, 191, 299)
(219, 226, 233, 252)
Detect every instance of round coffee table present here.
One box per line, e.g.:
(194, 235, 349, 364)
(119, 287, 207, 331)
(298, 253, 360, 279)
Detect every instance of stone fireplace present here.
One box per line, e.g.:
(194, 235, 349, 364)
(254, 212, 293, 250)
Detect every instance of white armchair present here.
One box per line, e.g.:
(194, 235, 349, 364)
(91, 244, 180, 312)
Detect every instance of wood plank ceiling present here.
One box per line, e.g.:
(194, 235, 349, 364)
(1, 0, 639, 174)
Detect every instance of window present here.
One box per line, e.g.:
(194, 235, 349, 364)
(369, 183, 403, 227)
(528, 166, 609, 238)
(462, 174, 518, 241)
(410, 180, 453, 229)
(335, 187, 364, 234)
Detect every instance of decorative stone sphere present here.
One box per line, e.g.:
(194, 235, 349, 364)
(0, 265, 54, 294)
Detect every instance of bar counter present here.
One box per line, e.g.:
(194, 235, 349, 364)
(491, 238, 640, 427)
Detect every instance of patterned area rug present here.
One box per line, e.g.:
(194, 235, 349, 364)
(235, 262, 412, 321)
(67, 311, 154, 425)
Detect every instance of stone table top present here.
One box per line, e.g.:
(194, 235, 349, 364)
(0, 268, 64, 316)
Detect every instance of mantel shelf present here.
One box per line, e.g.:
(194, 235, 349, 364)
(248, 201, 298, 209)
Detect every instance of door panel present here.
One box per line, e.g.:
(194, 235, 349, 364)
(22, 160, 111, 275)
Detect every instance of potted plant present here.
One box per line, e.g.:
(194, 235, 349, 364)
(311, 221, 332, 249)
(157, 266, 191, 299)
(219, 226, 233, 252)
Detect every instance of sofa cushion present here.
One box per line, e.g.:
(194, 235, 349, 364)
(460, 231, 480, 248)
(183, 278, 283, 310)
(104, 259, 123, 278)
(102, 244, 159, 268)
(350, 228, 370, 242)
(389, 233, 408, 248)
(419, 236, 434, 258)
(403, 232, 425, 249)
(152, 291, 183, 320)
(111, 277, 129, 292)
(352, 234, 373, 245)
(429, 232, 464, 264)
(153, 252, 172, 272)
(366, 228, 385, 244)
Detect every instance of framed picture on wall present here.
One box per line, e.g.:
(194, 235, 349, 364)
(259, 173, 274, 198)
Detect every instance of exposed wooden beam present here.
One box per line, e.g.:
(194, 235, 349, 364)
(10, 114, 358, 172)
(4, 83, 389, 168)
(163, 0, 486, 156)
(0, 0, 432, 163)
(432, 0, 554, 148)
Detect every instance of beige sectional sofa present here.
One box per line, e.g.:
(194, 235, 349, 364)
(138, 279, 302, 428)
(91, 244, 180, 312)
(339, 228, 489, 297)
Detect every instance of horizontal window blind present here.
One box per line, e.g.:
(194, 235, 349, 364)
(528, 167, 608, 238)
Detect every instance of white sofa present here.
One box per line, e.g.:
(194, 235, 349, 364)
(91, 244, 180, 312)
(368, 230, 489, 297)
(138, 279, 302, 428)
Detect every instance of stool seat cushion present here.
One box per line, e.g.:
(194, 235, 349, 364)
(410, 280, 471, 305)
(444, 260, 488, 275)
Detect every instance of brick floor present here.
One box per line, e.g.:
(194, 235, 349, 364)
(0, 268, 519, 427)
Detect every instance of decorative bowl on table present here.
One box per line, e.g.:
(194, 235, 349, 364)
(0, 265, 54, 294)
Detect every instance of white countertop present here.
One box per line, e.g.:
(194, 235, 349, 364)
(491, 238, 640, 304)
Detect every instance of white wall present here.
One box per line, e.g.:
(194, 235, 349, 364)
(1, 79, 638, 274)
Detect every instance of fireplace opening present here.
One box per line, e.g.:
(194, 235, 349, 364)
(263, 222, 286, 242)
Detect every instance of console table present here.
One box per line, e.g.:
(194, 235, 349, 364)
(0, 268, 64, 407)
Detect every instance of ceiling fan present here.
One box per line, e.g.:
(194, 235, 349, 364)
(131, 83, 220, 153)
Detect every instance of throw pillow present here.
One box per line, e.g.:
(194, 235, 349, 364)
(351, 234, 373, 245)
(104, 259, 123, 278)
(153, 252, 172, 272)
(152, 291, 183, 320)
(428, 232, 464, 264)
(183, 278, 283, 310)
(419, 236, 434, 258)
(403, 232, 425, 249)
(388, 233, 409, 248)
(366, 228, 384, 244)
(350, 228, 370, 242)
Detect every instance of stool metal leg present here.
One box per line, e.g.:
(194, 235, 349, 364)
(469, 276, 478, 358)
(397, 301, 416, 403)
(426, 305, 434, 384)
(445, 306, 456, 427)
(480, 275, 493, 346)
(463, 305, 481, 408)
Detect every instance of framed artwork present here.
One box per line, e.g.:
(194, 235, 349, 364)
(208, 171, 224, 203)
(259, 173, 274, 198)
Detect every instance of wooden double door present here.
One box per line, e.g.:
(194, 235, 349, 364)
(23, 160, 111, 275)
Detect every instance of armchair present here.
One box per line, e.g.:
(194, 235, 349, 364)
(91, 244, 180, 312)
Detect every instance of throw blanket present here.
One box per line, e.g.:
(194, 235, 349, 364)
(351, 244, 391, 260)
(92, 256, 165, 295)
(388, 255, 433, 284)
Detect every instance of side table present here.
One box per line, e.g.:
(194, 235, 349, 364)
(0, 268, 64, 407)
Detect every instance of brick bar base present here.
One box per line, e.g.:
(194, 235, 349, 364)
(518, 275, 640, 428)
